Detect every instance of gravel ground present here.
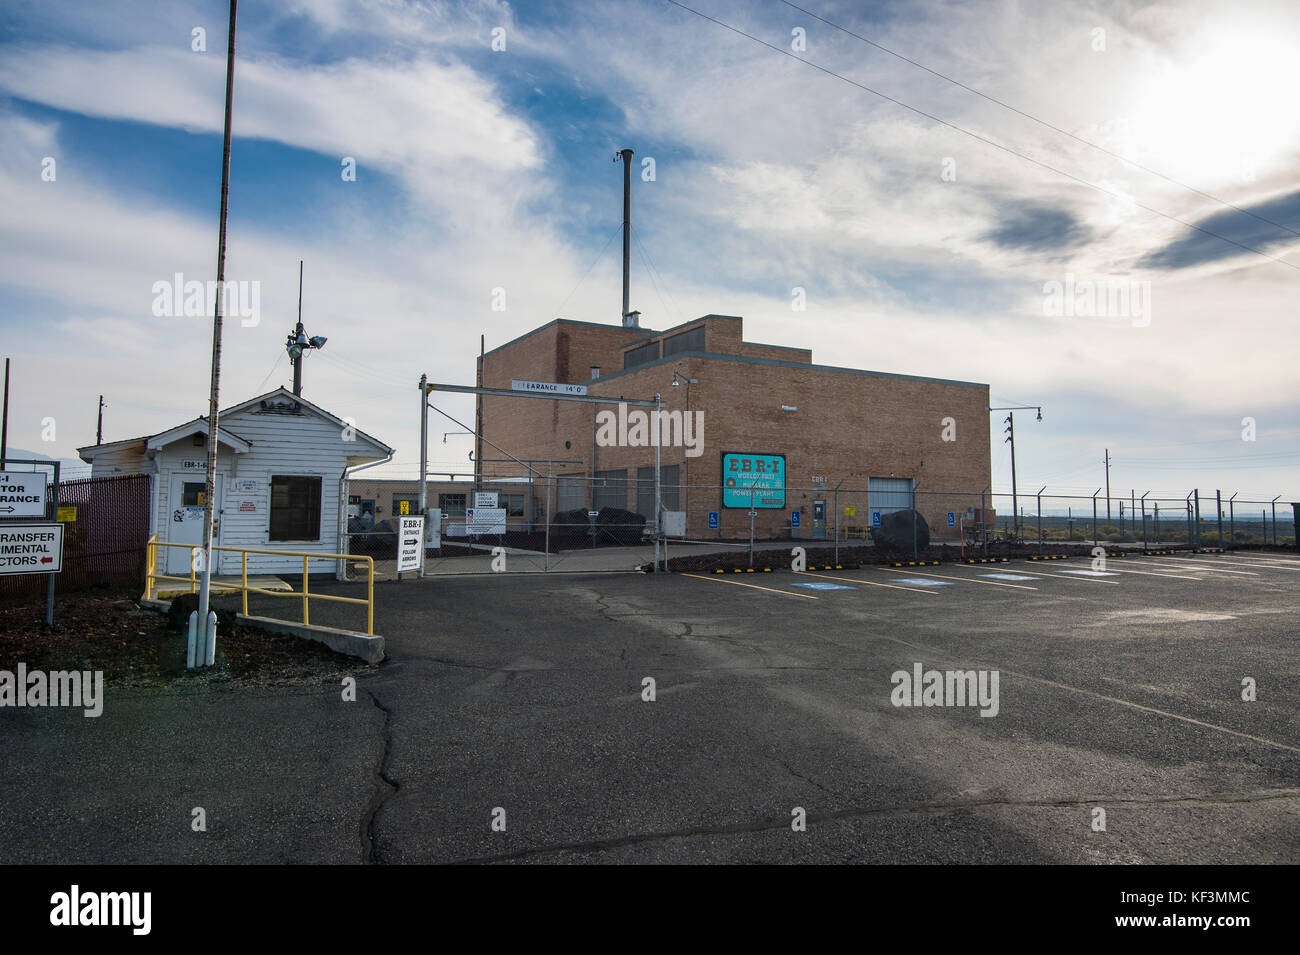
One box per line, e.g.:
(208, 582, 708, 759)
(0, 586, 377, 688)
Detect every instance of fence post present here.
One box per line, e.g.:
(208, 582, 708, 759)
(1215, 490, 1222, 549)
(1228, 492, 1236, 547)
(912, 481, 919, 563)
(1036, 486, 1044, 555)
(1154, 502, 1160, 545)
(1092, 489, 1099, 544)
(302, 555, 309, 625)
(1193, 490, 1201, 548)
(242, 550, 248, 617)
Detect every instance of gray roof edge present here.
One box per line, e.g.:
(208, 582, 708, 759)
(592, 350, 989, 389)
(482, 318, 648, 361)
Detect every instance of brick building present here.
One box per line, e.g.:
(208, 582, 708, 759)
(471, 313, 991, 540)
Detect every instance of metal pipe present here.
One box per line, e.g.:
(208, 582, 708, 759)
(1036, 485, 1045, 554)
(617, 148, 634, 323)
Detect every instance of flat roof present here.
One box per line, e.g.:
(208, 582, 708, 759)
(591, 349, 988, 390)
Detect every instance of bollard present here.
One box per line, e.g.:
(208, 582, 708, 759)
(186, 611, 198, 670)
(204, 610, 218, 667)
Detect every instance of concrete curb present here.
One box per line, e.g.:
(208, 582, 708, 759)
(236, 615, 385, 664)
(139, 597, 384, 664)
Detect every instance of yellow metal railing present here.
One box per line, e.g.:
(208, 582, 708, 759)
(145, 535, 375, 635)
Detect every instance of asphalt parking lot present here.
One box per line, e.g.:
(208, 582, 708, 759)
(3, 550, 1296, 864)
(357, 549, 1299, 863)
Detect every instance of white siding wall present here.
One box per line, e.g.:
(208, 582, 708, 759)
(151, 407, 371, 575)
(212, 407, 350, 575)
(89, 442, 148, 477)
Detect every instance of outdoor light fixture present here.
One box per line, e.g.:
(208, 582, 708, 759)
(781, 405, 797, 412)
(285, 322, 326, 395)
(672, 372, 698, 389)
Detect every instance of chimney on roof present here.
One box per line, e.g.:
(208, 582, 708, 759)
(615, 147, 635, 328)
(623, 310, 640, 329)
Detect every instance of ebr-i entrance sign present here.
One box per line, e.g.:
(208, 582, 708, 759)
(0, 461, 61, 625)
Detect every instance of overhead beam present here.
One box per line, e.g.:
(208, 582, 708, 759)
(424, 381, 658, 407)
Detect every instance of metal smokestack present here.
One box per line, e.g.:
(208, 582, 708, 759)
(616, 148, 634, 326)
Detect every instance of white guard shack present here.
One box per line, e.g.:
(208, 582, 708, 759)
(78, 388, 393, 579)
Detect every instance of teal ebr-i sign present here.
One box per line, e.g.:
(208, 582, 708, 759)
(721, 452, 786, 508)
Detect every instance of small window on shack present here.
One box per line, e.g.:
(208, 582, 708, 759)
(269, 475, 322, 541)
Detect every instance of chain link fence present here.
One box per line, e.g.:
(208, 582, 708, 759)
(0, 473, 152, 601)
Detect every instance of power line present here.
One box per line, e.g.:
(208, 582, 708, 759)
(780, 0, 1300, 242)
(661, 0, 1300, 271)
(547, 224, 624, 320)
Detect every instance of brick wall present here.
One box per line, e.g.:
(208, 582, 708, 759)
(475, 317, 991, 539)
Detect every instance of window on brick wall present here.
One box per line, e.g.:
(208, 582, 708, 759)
(624, 341, 660, 369)
(663, 326, 704, 356)
(636, 465, 680, 518)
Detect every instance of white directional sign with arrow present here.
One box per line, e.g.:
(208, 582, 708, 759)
(0, 472, 47, 518)
(0, 523, 63, 575)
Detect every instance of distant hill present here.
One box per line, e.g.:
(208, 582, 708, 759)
(1, 448, 93, 480)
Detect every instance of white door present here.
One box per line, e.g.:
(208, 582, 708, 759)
(167, 474, 222, 575)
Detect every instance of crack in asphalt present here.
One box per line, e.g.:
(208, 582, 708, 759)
(360, 688, 398, 865)
(443, 788, 1300, 864)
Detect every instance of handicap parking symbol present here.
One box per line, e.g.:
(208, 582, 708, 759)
(708, 511, 719, 530)
(871, 511, 882, 526)
(791, 511, 800, 528)
(947, 511, 956, 527)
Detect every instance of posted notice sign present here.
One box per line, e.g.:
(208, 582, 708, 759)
(721, 453, 785, 509)
(0, 523, 63, 575)
(0, 472, 47, 518)
(397, 516, 424, 572)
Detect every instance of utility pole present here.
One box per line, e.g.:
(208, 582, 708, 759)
(1104, 448, 1112, 521)
(96, 395, 105, 445)
(1, 357, 9, 468)
(292, 260, 304, 396)
(197, 0, 239, 664)
(1004, 412, 1018, 536)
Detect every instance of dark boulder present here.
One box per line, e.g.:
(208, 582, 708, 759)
(870, 508, 930, 553)
(597, 507, 646, 547)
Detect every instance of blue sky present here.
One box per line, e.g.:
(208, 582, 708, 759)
(1, 0, 1297, 502)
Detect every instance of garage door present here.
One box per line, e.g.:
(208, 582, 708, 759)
(557, 476, 585, 513)
(868, 477, 913, 518)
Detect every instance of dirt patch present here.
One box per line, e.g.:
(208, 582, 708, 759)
(0, 585, 377, 688)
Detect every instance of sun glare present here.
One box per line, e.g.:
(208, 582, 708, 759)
(1127, 26, 1299, 187)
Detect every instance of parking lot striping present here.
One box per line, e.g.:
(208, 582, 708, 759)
(873, 566, 1038, 590)
(1202, 552, 1300, 563)
(795, 569, 939, 596)
(1098, 566, 1204, 581)
(1002, 568, 1121, 585)
(873, 633, 1300, 757)
(1142, 557, 1259, 575)
(1193, 555, 1300, 571)
(681, 573, 819, 600)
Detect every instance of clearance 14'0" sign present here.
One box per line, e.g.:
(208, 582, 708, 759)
(721, 453, 786, 509)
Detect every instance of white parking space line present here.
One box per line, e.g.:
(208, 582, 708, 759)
(1192, 555, 1300, 571)
(1101, 565, 1203, 580)
(875, 567, 1037, 590)
(796, 570, 939, 596)
(1142, 557, 1259, 575)
(1004, 568, 1121, 585)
